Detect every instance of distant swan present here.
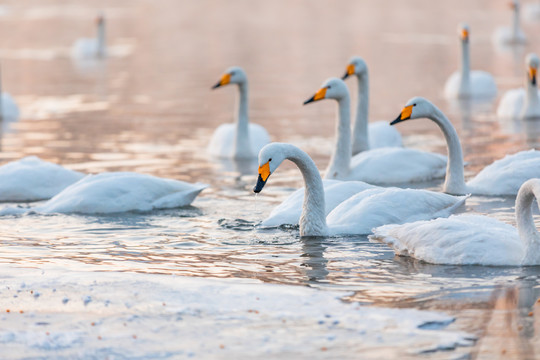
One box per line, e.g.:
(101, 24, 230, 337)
(253, 143, 467, 237)
(391, 97, 540, 195)
(341, 56, 402, 154)
(371, 178, 540, 266)
(497, 53, 540, 119)
(493, 0, 527, 45)
(303, 78, 447, 184)
(444, 24, 497, 99)
(208, 66, 270, 159)
(72, 13, 106, 58)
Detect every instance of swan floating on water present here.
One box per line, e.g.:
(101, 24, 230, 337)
(0, 156, 84, 202)
(208, 66, 270, 159)
(391, 97, 540, 195)
(341, 56, 402, 153)
(2, 172, 207, 214)
(370, 178, 540, 266)
(444, 24, 497, 99)
(253, 143, 467, 237)
(303, 78, 447, 184)
(497, 53, 540, 119)
(71, 13, 106, 58)
(493, 0, 527, 45)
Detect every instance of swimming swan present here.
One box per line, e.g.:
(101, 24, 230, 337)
(493, 0, 527, 45)
(253, 143, 468, 237)
(341, 56, 402, 154)
(444, 24, 497, 99)
(370, 178, 540, 266)
(303, 78, 447, 184)
(72, 13, 106, 58)
(391, 97, 540, 195)
(497, 53, 540, 119)
(208, 66, 270, 159)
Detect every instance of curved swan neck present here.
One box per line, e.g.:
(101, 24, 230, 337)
(284, 145, 328, 237)
(325, 96, 351, 179)
(459, 39, 471, 95)
(234, 81, 251, 158)
(516, 180, 540, 264)
(428, 106, 467, 194)
(97, 19, 106, 57)
(352, 72, 369, 155)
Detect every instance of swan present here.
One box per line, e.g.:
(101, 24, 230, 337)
(0, 156, 84, 202)
(2, 172, 207, 214)
(497, 53, 540, 119)
(303, 78, 447, 184)
(208, 66, 270, 159)
(341, 56, 402, 153)
(253, 143, 468, 237)
(444, 24, 497, 99)
(493, 0, 527, 45)
(71, 13, 106, 58)
(391, 97, 540, 195)
(370, 178, 540, 266)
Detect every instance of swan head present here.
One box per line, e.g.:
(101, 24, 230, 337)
(510, 0, 519, 11)
(211, 66, 247, 89)
(458, 23, 469, 43)
(303, 78, 349, 105)
(390, 97, 435, 125)
(96, 13, 105, 26)
(526, 53, 539, 86)
(342, 56, 367, 80)
(253, 143, 288, 193)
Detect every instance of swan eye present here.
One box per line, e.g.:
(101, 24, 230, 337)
(269, 158, 272, 162)
(230, 71, 235, 76)
(327, 86, 331, 89)
(413, 104, 417, 106)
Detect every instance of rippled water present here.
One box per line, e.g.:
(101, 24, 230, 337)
(2, 0, 540, 358)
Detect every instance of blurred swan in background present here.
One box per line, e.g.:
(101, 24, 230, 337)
(493, 0, 527, 45)
(208, 66, 270, 159)
(370, 178, 540, 266)
(71, 13, 106, 58)
(341, 56, 402, 154)
(444, 23, 497, 99)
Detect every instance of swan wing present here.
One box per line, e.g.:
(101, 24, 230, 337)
(207, 123, 270, 158)
(497, 88, 525, 118)
(248, 123, 271, 155)
(470, 71, 497, 98)
(368, 121, 403, 148)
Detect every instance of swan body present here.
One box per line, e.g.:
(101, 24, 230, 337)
(370, 178, 540, 266)
(0, 156, 84, 202)
(493, 0, 527, 45)
(341, 56, 402, 154)
(497, 53, 540, 119)
(253, 143, 467, 237)
(1, 93, 19, 122)
(17, 172, 207, 214)
(208, 66, 270, 159)
(71, 14, 106, 58)
(303, 78, 447, 183)
(445, 24, 497, 99)
(391, 97, 540, 195)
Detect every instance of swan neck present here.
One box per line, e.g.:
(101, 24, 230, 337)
(512, 6, 521, 37)
(325, 96, 351, 179)
(516, 181, 540, 264)
(429, 107, 466, 194)
(459, 40, 471, 94)
(234, 82, 251, 158)
(97, 20, 106, 57)
(352, 73, 369, 155)
(525, 77, 540, 109)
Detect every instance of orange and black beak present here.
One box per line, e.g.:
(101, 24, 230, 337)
(342, 64, 355, 80)
(212, 73, 231, 89)
(390, 104, 414, 125)
(253, 162, 271, 193)
(303, 87, 327, 105)
(529, 66, 537, 86)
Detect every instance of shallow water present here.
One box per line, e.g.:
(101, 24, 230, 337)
(2, 0, 540, 358)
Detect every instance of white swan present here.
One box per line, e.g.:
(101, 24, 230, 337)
(303, 78, 447, 184)
(370, 178, 540, 266)
(391, 97, 540, 195)
(493, 0, 527, 45)
(341, 56, 402, 153)
(0, 156, 84, 202)
(497, 53, 540, 119)
(2, 172, 207, 214)
(71, 13, 106, 58)
(444, 24, 497, 99)
(0, 92, 19, 124)
(208, 66, 270, 159)
(253, 143, 468, 237)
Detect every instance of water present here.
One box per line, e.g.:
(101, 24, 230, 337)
(2, 0, 540, 358)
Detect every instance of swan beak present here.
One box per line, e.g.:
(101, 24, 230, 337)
(461, 29, 469, 42)
(509, 1, 516, 9)
(212, 73, 231, 89)
(253, 162, 271, 193)
(342, 64, 355, 80)
(529, 67, 537, 86)
(303, 87, 327, 105)
(390, 104, 414, 125)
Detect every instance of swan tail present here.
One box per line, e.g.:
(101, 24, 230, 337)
(433, 194, 470, 219)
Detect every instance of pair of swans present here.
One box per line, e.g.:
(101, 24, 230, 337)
(72, 13, 106, 59)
